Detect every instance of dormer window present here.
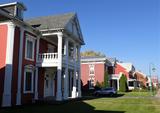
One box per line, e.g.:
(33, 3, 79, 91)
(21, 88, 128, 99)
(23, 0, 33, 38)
(0, 2, 26, 20)
(16, 7, 23, 20)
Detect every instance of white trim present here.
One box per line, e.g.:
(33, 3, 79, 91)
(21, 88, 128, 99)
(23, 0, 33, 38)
(77, 46, 81, 97)
(81, 57, 106, 62)
(2, 22, 15, 107)
(0, 2, 18, 7)
(81, 62, 105, 64)
(16, 27, 24, 105)
(25, 34, 36, 61)
(23, 68, 34, 94)
(63, 38, 69, 100)
(42, 32, 63, 36)
(72, 43, 77, 98)
(56, 32, 63, 101)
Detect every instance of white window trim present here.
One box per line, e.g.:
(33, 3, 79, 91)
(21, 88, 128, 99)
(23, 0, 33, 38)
(23, 68, 34, 94)
(25, 34, 35, 61)
(89, 64, 95, 75)
(89, 64, 95, 89)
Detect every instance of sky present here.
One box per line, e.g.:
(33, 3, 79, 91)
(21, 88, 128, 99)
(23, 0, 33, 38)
(1, 0, 160, 76)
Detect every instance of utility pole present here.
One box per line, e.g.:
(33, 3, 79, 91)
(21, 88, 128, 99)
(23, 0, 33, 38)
(149, 63, 156, 96)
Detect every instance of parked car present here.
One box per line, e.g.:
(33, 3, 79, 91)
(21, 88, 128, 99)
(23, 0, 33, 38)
(93, 87, 117, 96)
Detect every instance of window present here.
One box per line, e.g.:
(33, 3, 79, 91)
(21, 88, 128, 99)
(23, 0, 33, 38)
(89, 76, 95, 89)
(16, 7, 23, 19)
(128, 81, 134, 87)
(24, 69, 34, 93)
(25, 35, 35, 61)
(89, 64, 95, 89)
(89, 64, 95, 75)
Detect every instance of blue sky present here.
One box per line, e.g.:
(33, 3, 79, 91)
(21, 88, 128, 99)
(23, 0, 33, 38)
(1, 0, 160, 76)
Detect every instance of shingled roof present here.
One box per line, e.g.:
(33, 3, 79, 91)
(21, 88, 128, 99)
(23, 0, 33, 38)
(26, 12, 75, 30)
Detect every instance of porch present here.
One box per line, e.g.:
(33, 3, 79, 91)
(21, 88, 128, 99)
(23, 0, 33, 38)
(109, 74, 120, 90)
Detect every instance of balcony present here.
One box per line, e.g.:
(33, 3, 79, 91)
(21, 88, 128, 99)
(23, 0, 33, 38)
(37, 53, 58, 67)
(37, 53, 80, 67)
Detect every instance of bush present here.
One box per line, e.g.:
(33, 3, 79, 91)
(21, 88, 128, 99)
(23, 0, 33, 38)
(95, 81, 103, 90)
(104, 71, 110, 88)
(119, 74, 128, 92)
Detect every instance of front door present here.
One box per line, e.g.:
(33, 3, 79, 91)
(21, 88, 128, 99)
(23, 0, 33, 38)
(44, 73, 54, 97)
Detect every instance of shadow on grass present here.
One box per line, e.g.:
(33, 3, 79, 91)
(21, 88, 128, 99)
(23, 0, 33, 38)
(0, 101, 125, 113)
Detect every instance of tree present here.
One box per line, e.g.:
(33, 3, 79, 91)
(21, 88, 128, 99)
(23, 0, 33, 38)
(103, 71, 110, 88)
(119, 74, 128, 92)
(81, 50, 106, 57)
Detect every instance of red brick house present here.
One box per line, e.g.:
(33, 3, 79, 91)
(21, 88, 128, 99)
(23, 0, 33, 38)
(110, 62, 136, 90)
(0, 2, 84, 107)
(81, 56, 111, 90)
(134, 71, 148, 88)
(81, 55, 137, 91)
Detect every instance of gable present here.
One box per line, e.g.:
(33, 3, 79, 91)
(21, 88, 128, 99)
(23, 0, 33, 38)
(65, 15, 84, 44)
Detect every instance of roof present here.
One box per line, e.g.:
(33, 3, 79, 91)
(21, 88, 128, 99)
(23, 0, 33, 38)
(81, 56, 107, 63)
(118, 63, 134, 72)
(81, 56, 113, 66)
(26, 13, 75, 30)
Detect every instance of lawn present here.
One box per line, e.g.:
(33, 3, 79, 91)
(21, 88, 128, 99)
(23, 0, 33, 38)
(118, 91, 154, 97)
(1, 97, 160, 113)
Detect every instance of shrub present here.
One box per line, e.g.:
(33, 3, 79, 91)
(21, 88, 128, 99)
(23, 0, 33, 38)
(95, 81, 103, 90)
(103, 71, 110, 88)
(119, 74, 128, 92)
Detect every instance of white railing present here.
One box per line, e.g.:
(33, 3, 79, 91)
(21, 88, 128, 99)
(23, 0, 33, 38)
(37, 53, 80, 67)
(38, 53, 58, 62)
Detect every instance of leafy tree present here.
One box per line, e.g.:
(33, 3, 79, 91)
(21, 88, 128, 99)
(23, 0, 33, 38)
(81, 50, 106, 57)
(119, 74, 128, 92)
(103, 71, 110, 88)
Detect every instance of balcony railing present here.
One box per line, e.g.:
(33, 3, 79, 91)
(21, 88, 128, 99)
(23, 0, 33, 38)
(37, 52, 80, 67)
(38, 53, 58, 62)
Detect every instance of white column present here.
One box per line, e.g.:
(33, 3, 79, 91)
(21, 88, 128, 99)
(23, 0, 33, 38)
(2, 22, 15, 107)
(63, 38, 69, 100)
(72, 44, 77, 98)
(16, 27, 24, 105)
(56, 33, 63, 101)
(117, 79, 119, 91)
(34, 37, 40, 100)
(77, 46, 81, 97)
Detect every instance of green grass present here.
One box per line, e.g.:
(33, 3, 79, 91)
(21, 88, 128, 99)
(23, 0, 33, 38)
(1, 97, 160, 113)
(118, 91, 152, 97)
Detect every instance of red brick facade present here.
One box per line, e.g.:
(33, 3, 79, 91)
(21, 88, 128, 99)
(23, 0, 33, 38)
(115, 63, 129, 79)
(81, 57, 107, 90)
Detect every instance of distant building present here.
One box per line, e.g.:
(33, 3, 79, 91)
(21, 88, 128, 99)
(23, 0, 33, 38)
(109, 62, 136, 90)
(134, 71, 148, 88)
(81, 56, 111, 90)
(151, 76, 159, 88)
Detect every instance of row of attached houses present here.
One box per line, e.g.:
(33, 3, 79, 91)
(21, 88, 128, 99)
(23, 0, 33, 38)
(0, 2, 85, 107)
(81, 56, 151, 91)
